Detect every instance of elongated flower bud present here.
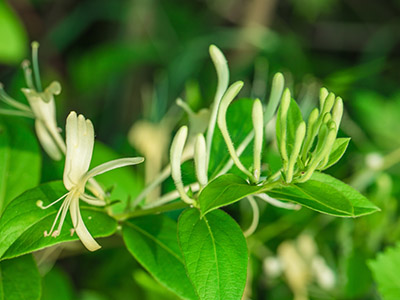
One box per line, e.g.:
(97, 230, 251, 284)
(319, 87, 329, 110)
(286, 121, 306, 183)
(299, 122, 337, 182)
(264, 72, 285, 123)
(321, 92, 335, 116)
(278, 89, 291, 164)
(332, 97, 343, 131)
(206, 45, 229, 168)
(170, 126, 195, 205)
(194, 133, 208, 187)
(217, 81, 255, 181)
(322, 112, 332, 125)
(301, 107, 319, 161)
(252, 99, 264, 181)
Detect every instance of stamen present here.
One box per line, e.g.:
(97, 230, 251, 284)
(43, 194, 70, 237)
(37, 192, 69, 209)
(31, 41, 43, 92)
(21, 60, 35, 90)
(54, 195, 72, 236)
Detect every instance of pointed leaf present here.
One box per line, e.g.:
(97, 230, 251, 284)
(178, 209, 248, 300)
(266, 172, 379, 217)
(123, 215, 198, 300)
(199, 174, 265, 216)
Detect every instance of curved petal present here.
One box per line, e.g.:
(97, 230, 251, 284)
(80, 193, 106, 206)
(35, 120, 62, 161)
(83, 157, 144, 183)
(64, 112, 95, 190)
(69, 194, 101, 251)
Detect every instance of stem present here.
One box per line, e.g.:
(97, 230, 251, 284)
(243, 196, 260, 237)
(115, 201, 189, 221)
(143, 182, 200, 209)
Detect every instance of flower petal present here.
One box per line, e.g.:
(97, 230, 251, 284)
(69, 194, 101, 251)
(80, 193, 106, 206)
(35, 120, 62, 161)
(64, 112, 95, 190)
(83, 157, 144, 183)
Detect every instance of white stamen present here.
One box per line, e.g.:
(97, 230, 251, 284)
(36, 192, 69, 209)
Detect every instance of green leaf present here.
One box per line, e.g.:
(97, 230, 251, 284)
(266, 172, 379, 217)
(199, 174, 265, 216)
(209, 98, 254, 178)
(0, 181, 117, 260)
(0, 255, 41, 300)
(0, 1, 27, 64)
(0, 118, 41, 215)
(178, 209, 248, 300)
(276, 98, 303, 159)
(369, 243, 400, 300)
(41, 267, 75, 300)
(320, 138, 350, 170)
(122, 215, 198, 300)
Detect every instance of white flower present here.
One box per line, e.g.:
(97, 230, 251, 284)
(38, 111, 144, 251)
(22, 81, 66, 160)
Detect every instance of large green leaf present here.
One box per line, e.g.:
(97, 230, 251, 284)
(123, 215, 198, 300)
(178, 209, 248, 300)
(0, 255, 41, 300)
(0, 118, 41, 215)
(198, 174, 265, 216)
(266, 172, 379, 217)
(369, 243, 400, 300)
(276, 98, 303, 159)
(0, 181, 117, 260)
(0, 1, 27, 64)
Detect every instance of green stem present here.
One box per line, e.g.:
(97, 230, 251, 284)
(114, 201, 189, 221)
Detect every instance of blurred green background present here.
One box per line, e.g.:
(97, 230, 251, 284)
(1, 0, 400, 299)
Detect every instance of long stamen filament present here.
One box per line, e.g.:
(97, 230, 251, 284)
(21, 60, 35, 90)
(53, 195, 72, 237)
(31, 41, 43, 92)
(43, 194, 70, 237)
(37, 192, 70, 210)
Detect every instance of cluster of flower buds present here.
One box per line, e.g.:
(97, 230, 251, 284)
(278, 87, 344, 183)
(169, 45, 230, 206)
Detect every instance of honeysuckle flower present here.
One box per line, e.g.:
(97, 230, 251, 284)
(38, 111, 144, 251)
(0, 42, 66, 161)
(22, 81, 66, 160)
